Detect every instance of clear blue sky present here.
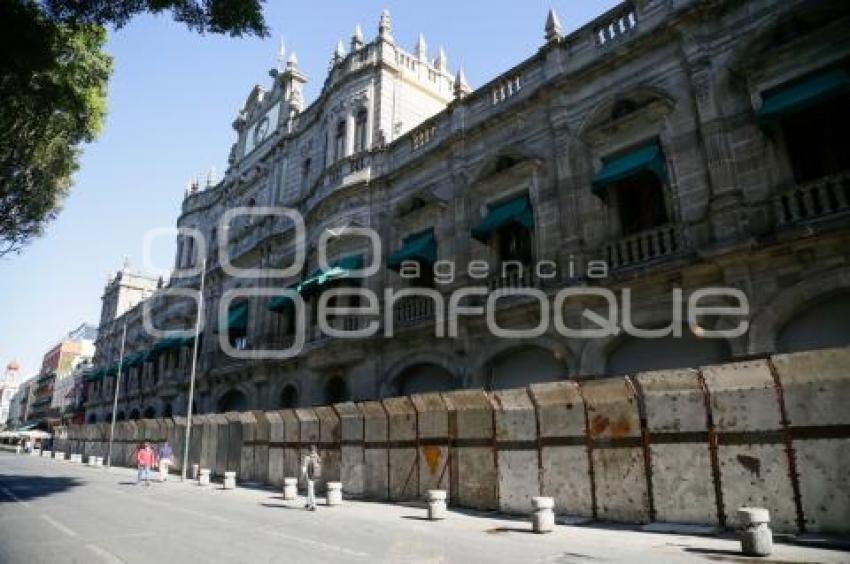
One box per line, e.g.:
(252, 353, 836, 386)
(0, 1, 620, 378)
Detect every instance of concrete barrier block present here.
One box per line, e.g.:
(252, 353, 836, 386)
(411, 393, 450, 498)
(703, 360, 796, 532)
(636, 368, 717, 525)
(295, 408, 320, 487)
(580, 377, 649, 523)
(491, 388, 539, 514)
(361, 401, 389, 499)
(315, 406, 340, 483)
(334, 402, 364, 496)
(528, 381, 592, 517)
(443, 390, 497, 511)
(772, 347, 850, 534)
(238, 411, 258, 482)
(384, 396, 418, 501)
(169, 417, 186, 473)
(208, 414, 226, 477)
(281, 410, 301, 485)
(266, 411, 285, 488)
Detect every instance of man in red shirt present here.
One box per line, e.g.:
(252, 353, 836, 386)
(134, 442, 156, 486)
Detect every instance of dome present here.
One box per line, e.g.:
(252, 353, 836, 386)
(6, 360, 20, 371)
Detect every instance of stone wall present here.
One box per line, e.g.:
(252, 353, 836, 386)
(55, 346, 850, 535)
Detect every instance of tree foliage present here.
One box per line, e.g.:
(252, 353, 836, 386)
(0, 0, 267, 256)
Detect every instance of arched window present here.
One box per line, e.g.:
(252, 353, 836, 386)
(117, 411, 126, 421)
(392, 364, 458, 397)
(218, 389, 249, 412)
(354, 110, 368, 153)
(323, 377, 349, 405)
(87, 414, 97, 424)
(163, 403, 173, 418)
(335, 120, 347, 161)
(143, 406, 156, 419)
(129, 409, 140, 420)
(280, 384, 299, 409)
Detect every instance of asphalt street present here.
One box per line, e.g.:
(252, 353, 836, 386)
(1, 451, 847, 563)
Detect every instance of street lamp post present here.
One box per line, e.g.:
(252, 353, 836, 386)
(181, 259, 206, 481)
(106, 323, 127, 468)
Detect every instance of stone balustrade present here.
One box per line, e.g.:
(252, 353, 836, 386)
(604, 223, 684, 269)
(773, 171, 850, 227)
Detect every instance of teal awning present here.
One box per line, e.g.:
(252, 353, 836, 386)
(758, 68, 850, 124)
(298, 255, 364, 294)
(591, 142, 667, 194)
(471, 195, 534, 242)
(223, 302, 249, 332)
(152, 336, 183, 354)
(268, 284, 300, 313)
(84, 368, 105, 383)
(388, 230, 437, 270)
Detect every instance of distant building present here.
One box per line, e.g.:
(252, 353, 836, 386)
(27, 323, 97, 425)
(0, 360, 21, 428)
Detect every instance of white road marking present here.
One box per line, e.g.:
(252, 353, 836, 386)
(41, 514, 78, 537)
(0, 486, 31, 508)
(86, 543, 126, 564)
(266, 528, 369, 558)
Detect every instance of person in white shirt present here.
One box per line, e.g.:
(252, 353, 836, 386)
(300, 445, 321, 511)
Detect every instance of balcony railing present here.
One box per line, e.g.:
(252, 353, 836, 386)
(324, 152, 371, 189)
(774, 171, 850, 227)
(487, 264, 535, 292)
(393, 295, 436, 325)
(605, 224, 684, 269)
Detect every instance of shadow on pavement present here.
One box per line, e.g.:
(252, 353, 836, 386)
(0, 474, 82, 502)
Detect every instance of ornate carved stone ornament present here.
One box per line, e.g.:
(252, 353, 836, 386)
(578, 86, 675, 147)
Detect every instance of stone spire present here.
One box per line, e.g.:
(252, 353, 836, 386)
(276, 37, 286, 70)
(545, 8, 563, 44)
(287, 51, 298, 69)
(335, 39, 346, 61)
(206, 166, 218, 187)
(351, 24, 364, 51)
(415, 33, 427, 62)
(454, 66, 471, 99)
(434, 46, 448, 72)
(378, 9, 393, 42)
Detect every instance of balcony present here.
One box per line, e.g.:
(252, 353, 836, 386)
(321, 152, 372, 193)
(774, 171, 850, 228)
(392, 295, 437, 326)
(487, 264, 536, 292)
(604, 224, 684, 270)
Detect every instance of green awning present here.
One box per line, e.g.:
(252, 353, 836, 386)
(268, 284, 300, 313)
(388, 230, 437, 270)
(591, 142, 667, 195)
(221, 302, 249, 332)
(298, 255, 364, 294)
(757, 68, 850, 124)
(124, 351, 150, 367)
(84, 368, 105, 382)
(471, 195, 534, 242)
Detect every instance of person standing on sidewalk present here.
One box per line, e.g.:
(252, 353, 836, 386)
(157, 442, 173, 482)
(300, 445, 321, 511)
(135, 442, 156, 486)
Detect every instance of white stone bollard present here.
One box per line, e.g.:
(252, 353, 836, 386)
(94, 456, 104, 467)
(55, 452, 66, 461)
(223, 472, 236, 490)
(198, 468, 211, 486)
(29, 449, 39, 457)
(191, 463, 200, 480)
(427, 490, 447, 520)
(69, 453, 79, 463)
(283, 477, 298, 501)
(325, 482, 343, 506)
(88, 456, 98, 467)
(532, 497, 555, 534)
(738, 507, 773, 557)
(43, 450, 52, 458)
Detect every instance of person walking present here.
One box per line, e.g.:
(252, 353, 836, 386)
(135, 442, 156, 486)
(157, 442, 173, 482)
(300, 445, 321, 511)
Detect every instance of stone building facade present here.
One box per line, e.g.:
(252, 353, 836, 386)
(85, 1, 850, 423)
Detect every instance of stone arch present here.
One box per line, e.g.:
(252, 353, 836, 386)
(748, 267, 850, 354)
(470, 146, 543, 184)
(604, 330, 732, 376)
(129, 409, 140, 420)
(117, 411, 126, 421)
(217, 388, 250, 413)
(470, 337, 573, 389)
(576, 85, 675, 141)
(383, 363, 460, 398)
(382, 351, 465, 397)
(322, 376, 349, 406)
(163, 403, 173, 418)
(776, 292, 850, 353)
(279, 383, 299, 409)
(143, 406, 156, 419)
